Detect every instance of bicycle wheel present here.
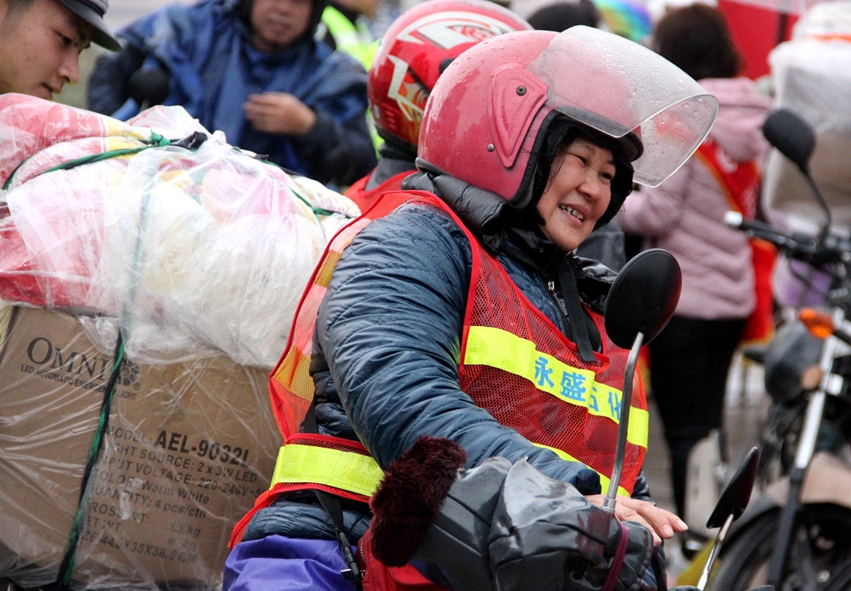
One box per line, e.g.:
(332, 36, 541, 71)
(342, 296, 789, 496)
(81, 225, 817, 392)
(708, 504, 851, 591)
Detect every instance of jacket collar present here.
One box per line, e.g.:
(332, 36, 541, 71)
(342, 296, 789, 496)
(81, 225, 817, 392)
(401, 171, 616, 313)
(403, 171, 517, 254)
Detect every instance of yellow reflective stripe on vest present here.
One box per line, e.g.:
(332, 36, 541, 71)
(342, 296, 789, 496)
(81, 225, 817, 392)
(531, 442, 630, 497)
(271, 444, 385, 498)
(465, 325, 649, 449)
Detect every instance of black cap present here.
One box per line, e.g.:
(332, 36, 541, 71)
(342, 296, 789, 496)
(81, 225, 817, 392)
(57, 0, 121, 51)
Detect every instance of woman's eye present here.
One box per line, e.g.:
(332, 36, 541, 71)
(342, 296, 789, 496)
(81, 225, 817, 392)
(57, 33, 72, 47)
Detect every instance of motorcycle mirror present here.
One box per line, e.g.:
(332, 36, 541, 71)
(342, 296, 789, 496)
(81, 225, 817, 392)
(604, 249, 682, 350)
(602, 249, 681, 512)
(706, 446, 760, 529)
(762, 109, 815, 175)
(762, 108, 832, 243)
(696, 446, 761, 590)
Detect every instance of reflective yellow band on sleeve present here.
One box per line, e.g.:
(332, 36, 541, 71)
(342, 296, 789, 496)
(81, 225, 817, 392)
(271, 444, 385, 498)
(465, 325, 648, 450)
(531, 442, 630, 497)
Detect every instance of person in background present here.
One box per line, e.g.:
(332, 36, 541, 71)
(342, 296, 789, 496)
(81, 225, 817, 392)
(317, 0, 382, 152)
(0, 0, 119, 99)
(225, 25, 717, 591)
(616, 2, 773, 558)
(86, 0, 376, 188)
(345, 0, 532, 212)
(526, 0, 600, 31)
(317, 0, 382, 70)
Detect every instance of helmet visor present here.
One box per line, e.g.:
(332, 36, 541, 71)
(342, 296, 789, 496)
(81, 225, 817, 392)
(529, 26, 718, 187)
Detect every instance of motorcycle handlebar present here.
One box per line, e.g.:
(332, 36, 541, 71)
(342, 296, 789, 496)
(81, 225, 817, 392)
(723, 211, 851, 267)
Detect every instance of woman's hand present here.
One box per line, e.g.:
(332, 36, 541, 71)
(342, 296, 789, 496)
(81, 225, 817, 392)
(243, 92, 317, 136)
(586, 494, 688, 546)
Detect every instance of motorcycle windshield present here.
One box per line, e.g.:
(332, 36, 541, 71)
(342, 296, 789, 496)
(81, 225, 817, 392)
(529, 25, 718, 187)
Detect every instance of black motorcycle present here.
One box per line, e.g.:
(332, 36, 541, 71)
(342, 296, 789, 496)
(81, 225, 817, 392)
(706, 110, 851, 591)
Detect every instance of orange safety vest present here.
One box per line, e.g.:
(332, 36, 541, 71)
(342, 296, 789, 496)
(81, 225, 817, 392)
(230, 190, 649, 546)
(344, 170, 410, 213)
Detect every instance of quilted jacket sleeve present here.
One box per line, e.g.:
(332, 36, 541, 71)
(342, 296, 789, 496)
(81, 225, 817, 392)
(313, 204, 602, 494)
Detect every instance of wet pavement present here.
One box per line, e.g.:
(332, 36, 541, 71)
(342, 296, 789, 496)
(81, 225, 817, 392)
(642, 353, 770, 581)
(643, 352, 769, 516)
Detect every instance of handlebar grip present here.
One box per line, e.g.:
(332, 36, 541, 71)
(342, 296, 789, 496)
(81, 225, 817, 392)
(724, 210, 744, 229)
(723, 211, 809, 249)
(723, 211, 851, 267)
(723, 211, 790, 238)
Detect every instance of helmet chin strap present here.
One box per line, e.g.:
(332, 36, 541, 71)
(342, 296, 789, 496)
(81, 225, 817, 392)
(557, 257, 597, 363)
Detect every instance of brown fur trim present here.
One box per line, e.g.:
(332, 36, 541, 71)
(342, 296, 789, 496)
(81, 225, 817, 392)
(369, 436, 467, 566)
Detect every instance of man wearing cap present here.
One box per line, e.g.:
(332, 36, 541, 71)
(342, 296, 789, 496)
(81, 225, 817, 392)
(0, 0, 119, 99)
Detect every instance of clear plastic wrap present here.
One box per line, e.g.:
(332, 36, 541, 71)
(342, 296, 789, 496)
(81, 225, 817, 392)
(0, 96, 359, 368)
(0, 95, 363, 589)
(762, 4, 851, 235)
(0, 304, 280, 590)
(0, 93, 151, 188)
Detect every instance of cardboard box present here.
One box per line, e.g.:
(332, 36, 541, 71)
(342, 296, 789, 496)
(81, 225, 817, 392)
(0, 306, 281, 589)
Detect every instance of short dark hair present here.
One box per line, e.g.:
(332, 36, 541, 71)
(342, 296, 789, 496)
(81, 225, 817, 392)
(527, 1, 599, 32)
(652, 4, 742, 80)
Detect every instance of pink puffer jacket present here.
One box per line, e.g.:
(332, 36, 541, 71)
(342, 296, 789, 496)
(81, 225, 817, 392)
(617, 77, 773, 320)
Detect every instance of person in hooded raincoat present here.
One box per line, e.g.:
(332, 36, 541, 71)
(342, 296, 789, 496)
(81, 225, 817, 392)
(86, 0, 376, 187)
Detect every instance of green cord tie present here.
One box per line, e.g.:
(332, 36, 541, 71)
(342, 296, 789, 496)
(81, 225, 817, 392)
(54, 336, 125, 590)
(3, 132, 172, 190)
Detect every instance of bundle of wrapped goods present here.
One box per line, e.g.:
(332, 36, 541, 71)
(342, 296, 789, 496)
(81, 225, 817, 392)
(0, 94, 359, 367)
(762, 2, 851, 235)
(0, 95, 361, 589)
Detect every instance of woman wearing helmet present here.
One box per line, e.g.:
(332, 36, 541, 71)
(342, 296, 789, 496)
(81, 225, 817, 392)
(344, 0, 531, 212)
(225, 25, 717, 591)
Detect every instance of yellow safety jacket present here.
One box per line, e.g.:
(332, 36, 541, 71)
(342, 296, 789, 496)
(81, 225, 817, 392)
(230, 191, 648, 546)
(319, 6, 382, 152)
(320, 5, 379, 71)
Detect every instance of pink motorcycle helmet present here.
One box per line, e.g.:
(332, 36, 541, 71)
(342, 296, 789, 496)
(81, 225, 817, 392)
(417, 26, 718, 226)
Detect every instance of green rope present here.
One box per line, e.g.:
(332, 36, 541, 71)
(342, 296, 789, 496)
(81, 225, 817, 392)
(51, 132, 168, 588)
(291, 189, 336, 218)
(54, 336, 125, 590)
(247, 153, 339, 219)
(3, 131, 170, 191)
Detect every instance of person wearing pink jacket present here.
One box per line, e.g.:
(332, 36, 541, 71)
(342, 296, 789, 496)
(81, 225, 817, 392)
(616, 3, 773, 558)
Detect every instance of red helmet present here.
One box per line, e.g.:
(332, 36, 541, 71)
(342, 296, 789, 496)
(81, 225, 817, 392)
(417, 26, 719, 218)
(368, 0, 531, 152)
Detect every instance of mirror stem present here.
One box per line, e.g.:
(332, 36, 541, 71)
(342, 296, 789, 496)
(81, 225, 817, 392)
(803, 173, 832, 245)
(603, 331, 643, 512)
(697, 513, 733, 590)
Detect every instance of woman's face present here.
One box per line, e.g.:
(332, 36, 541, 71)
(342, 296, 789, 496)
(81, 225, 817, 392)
(536, 136, 615, 252)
